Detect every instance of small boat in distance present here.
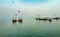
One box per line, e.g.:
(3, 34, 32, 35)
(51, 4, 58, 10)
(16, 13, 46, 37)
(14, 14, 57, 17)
(52, 17, 60, 20)
(36, 18, 40, 20)
(18, 18, 23, 23)
(12, 18, 17, 23)
(48, 18, 52, 22)
(35, 17, 52, 22)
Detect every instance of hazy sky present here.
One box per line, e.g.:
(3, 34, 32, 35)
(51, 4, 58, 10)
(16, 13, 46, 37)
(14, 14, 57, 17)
(0, 0, 60, 18)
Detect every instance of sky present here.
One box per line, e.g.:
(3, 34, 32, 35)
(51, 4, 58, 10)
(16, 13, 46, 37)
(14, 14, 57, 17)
(0, 0, 60, 18)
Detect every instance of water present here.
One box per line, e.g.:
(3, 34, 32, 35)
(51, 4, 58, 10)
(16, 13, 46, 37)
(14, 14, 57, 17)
(0, 17, 60, 37)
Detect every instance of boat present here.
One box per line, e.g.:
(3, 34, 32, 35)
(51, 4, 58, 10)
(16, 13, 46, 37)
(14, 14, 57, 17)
(36, 18, 40, 20)
(35, 17, 52, 22)
(52, 17, 60, 20)
(48, 18, 52, 22)
(18, 18, 23, 23)
(12, 18, 17, 23)
(36, 17, 48, 21)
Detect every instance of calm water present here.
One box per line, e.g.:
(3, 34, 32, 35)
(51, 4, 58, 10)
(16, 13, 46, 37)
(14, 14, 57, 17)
(0, 17, 60, 37)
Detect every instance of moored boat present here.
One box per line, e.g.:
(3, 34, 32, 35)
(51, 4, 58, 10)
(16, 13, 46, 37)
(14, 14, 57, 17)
(12, 18, 17, 23)
(18, 18, 23, 23)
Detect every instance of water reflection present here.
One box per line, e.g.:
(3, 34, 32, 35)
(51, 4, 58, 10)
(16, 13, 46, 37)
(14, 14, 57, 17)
(0, 17, 60, 37)
(12, 22, 22, 32)
(6, 16, 60, 37)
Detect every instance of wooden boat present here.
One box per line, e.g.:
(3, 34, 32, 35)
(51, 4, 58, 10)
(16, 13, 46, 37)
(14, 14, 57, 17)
(52, 17, 60, 20)
(36, 18, 40, 20)
(12, 18, 17, 23)
(48, 18, 52, 22)
(36, 17, 48, 21)
(18, 18, 23, 23)
(35, 17, 52, 22)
